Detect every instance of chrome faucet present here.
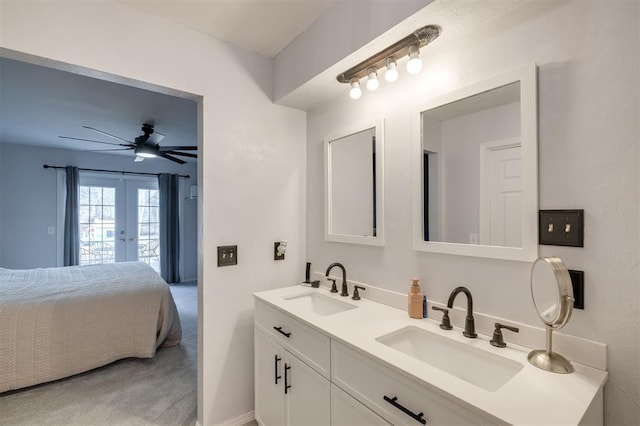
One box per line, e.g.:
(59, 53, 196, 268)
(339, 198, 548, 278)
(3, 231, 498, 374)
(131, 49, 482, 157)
(447, 286, 477, 338)
(325, 263, 348, 297)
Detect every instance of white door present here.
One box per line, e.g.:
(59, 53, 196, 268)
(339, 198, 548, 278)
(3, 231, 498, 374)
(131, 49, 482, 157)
(480, 139, 522, 247)
(285, 350, 331, 426)
(78, 175, 160, 272)
(254, 329, 286, 426)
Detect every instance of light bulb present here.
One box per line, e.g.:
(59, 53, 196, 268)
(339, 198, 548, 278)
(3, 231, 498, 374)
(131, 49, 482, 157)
(349, 80, 362, 99)
(366, 69, 379, 91)
(407, 45, 423, 75)
(384, 59, 398, 83)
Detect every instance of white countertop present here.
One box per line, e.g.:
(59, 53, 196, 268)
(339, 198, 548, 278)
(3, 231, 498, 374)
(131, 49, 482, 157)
(254, 285, 608, 426)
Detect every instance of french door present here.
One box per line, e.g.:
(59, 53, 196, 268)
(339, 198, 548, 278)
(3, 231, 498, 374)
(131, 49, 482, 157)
(78, 175, 160, 272)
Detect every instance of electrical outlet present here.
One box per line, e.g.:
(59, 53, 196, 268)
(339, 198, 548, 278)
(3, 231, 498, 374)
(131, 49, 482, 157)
(539, 209, 584, 247)
(569, 269, 584, 309)
(274, 242, 285, 261)
(217, 245, 238, 267)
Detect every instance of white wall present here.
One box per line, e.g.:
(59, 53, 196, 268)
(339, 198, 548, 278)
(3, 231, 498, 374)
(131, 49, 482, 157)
(0, 142, 198, 276)
(307, 1, 639, 425)
(0, 2, 306, 425)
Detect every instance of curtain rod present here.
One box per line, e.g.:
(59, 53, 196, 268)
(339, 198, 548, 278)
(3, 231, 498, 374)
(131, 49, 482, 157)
(43, 165, 190, 179)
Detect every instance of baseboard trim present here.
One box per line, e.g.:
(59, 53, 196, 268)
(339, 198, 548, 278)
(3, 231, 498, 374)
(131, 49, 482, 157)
(222, 410, 255, 426)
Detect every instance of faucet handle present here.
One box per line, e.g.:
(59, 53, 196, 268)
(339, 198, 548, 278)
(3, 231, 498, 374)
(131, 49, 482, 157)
(352, 285, 365, 300)
(432, 306, 453, 330)
(490, 322, 520, 348)
(328, 279, 338, 293)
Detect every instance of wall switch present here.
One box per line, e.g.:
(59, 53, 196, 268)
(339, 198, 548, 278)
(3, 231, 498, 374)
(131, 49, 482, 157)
(217, 245, 238, 267)
(539, 209, 584, 247)
(48, 226, 55, 235)
(569, 269, 584, 309)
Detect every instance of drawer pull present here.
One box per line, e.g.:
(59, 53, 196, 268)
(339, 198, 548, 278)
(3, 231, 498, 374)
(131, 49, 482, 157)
(384, 395, 427, 425)
(274, 355, 282, 384)
(284, 363, 292, 394)
(273, 326, 292, 338)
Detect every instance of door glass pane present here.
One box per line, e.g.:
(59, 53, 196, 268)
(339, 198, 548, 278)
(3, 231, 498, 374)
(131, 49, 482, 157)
(137, 188, 161, 273)
(79, 185, 116, 265)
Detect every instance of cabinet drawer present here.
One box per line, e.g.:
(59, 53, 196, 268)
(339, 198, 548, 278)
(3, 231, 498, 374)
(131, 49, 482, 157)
(332, 341, 491, 426)
(255, 300, 330, 378)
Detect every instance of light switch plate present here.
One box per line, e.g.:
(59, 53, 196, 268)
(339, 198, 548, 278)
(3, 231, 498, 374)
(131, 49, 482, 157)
(217, 245, 237, 267)
(539, 209, 584, 247)
(569, 269, 584, 310)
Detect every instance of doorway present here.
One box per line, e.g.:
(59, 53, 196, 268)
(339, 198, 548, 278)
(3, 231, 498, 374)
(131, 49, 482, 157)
(479, 138, 522, 247)
(78, 174, 160, 272)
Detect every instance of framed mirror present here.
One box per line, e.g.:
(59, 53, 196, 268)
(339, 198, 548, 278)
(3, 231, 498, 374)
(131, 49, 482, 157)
(324, 118, 384, 246)
(411, 65, 538, 261)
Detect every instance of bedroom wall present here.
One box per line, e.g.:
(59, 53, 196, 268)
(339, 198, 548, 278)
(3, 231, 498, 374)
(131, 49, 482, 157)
(306, 1, 639, 425)
(0, 142, 198, 278)
(0, 2, 306, 425)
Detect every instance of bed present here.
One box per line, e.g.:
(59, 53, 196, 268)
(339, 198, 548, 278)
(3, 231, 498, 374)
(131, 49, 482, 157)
(0, 261, 182, 393)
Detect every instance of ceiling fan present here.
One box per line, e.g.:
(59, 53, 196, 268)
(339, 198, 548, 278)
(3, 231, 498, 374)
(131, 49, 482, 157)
(59, 123, 197, 164)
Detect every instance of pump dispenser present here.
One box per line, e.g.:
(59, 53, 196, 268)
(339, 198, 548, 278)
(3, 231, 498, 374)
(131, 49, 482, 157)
(408, 278, 423, 319)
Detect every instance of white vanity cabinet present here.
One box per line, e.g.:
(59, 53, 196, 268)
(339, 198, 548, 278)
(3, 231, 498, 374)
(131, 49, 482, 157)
(254, 302, 330, 426)
(332, 341, 500, 426)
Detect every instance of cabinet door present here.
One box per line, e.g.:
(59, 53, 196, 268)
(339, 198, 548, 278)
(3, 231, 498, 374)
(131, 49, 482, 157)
(255, 329, 286, 426)
(285, 351, 330, 426)
(331, 384, 391, 426)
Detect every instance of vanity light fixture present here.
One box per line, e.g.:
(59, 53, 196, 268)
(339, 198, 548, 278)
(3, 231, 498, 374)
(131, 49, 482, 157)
(406, 45, 423, 75)
(366, 68, 380, 91)
(384, 58, 399, 83)
(337, 25, 441, 99)
(349, 80, 362, 99)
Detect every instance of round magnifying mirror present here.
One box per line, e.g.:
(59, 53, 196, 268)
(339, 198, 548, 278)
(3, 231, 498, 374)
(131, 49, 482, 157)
(528, 257, 575, 374)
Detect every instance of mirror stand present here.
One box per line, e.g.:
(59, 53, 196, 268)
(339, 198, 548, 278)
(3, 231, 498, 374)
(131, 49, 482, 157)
(527, 326, 574, 374)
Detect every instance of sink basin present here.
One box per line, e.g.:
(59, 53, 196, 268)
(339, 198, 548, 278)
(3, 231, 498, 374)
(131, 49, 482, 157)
(283, 291, 357, 316)
(376, 326, 523, 391)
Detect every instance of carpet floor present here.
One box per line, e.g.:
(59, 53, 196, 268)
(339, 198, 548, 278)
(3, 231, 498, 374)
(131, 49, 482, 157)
(0, 282, 198, 426)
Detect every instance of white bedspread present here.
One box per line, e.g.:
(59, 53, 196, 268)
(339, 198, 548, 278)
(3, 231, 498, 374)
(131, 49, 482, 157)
(0, 261, 182, 393)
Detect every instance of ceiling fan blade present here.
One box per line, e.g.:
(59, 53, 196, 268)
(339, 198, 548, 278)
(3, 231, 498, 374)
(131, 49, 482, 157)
(59, 136, 131, 147)
(147, 132, 165, 144)
(160, 145, 197, 151)
(83, 126, 133, 143)
(165, 150, 197, 158)
(158, 152, 186, 164)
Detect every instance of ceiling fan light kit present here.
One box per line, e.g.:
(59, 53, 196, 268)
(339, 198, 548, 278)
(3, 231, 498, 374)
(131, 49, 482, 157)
(59, 123, 197, 164)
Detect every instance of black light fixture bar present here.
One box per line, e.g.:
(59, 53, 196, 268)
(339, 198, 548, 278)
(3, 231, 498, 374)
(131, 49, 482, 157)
(336, 25, 441, 84)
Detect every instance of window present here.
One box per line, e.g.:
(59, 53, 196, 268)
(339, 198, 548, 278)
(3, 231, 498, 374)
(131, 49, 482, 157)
(79, 185, 116, 265)
(138, 188, 161, 272)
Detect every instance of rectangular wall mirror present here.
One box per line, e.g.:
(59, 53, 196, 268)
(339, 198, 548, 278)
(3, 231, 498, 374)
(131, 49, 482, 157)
(324, 118, 385, 246)
(412, 65, 538, 261)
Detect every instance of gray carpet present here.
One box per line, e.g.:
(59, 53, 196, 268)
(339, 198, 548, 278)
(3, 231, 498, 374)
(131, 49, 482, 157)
(0, 282, 198, 426)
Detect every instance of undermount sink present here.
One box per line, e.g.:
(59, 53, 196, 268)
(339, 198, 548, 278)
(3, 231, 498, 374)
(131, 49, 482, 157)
(376, 326, 524, 391)
(283, 291, 357, 316)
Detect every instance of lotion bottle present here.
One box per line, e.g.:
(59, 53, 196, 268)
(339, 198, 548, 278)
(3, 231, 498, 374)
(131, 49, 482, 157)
(408, 278, 423, 319)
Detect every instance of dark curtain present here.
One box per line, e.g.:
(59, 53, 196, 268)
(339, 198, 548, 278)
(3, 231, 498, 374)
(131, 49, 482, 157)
(159, 173, 180, 283)
(63, 166, 80, 266)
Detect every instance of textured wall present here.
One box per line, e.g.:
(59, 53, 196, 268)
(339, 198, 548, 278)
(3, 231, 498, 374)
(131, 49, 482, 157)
(307, 1, 639, 424)
(0, 2, 307, 424)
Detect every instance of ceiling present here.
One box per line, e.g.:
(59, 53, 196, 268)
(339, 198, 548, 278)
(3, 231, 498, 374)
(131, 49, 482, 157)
(0, 1, 331, 160)
(120, 0, 333, 58)
(0, 57, 198, 161)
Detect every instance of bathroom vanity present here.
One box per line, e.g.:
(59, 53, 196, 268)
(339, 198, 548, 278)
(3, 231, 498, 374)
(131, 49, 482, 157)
(254, 285, 607, 425)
